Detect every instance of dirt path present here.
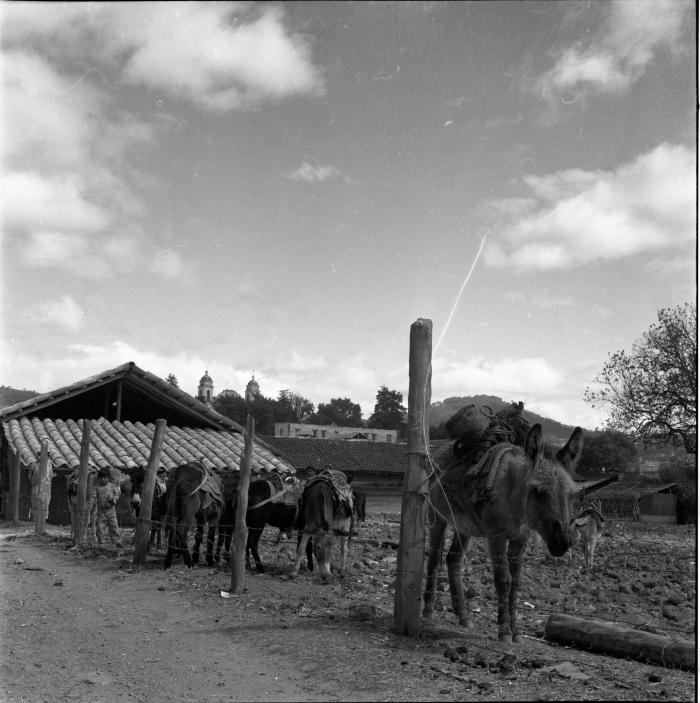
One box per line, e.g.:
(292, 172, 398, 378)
(0, 520, 695, 702)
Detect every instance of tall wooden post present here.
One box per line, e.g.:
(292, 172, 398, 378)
(394, 318, 432, 637)
(33, 441, 50, 535)
(230, 415, 255, 594)
(74, 420, 92, 546)
(133, 419, 167, 564)
(8, 450, 21, 523)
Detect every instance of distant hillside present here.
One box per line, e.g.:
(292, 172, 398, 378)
(430, 395, 585, 443)
(0, 385, 40, 410)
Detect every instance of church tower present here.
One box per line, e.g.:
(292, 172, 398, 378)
(245, 372, 260, 402)
(197, 370, 214, 405)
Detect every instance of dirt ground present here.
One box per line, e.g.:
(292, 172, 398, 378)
(0, 511, 696, 703)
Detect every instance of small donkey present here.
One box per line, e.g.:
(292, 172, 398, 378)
(571, 499, 605, 569)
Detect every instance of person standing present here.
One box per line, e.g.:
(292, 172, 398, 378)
(95, 468, 123, 548)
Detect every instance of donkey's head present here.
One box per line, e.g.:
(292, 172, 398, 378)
(524, 424, 582, 557)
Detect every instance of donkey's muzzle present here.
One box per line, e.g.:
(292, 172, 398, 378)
(546, 523, 571, 557)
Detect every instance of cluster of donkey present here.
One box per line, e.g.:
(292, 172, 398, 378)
(68, 406, 606, 643)
(127, 464, 366, 581)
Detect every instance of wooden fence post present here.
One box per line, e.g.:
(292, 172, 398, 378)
(33, 441, 50, 535)
(230, 415, 255, 594)
(393, 318, 432, 637)
(9, 450, 21, 523)
(133, 419, 167, 565)
(74, 420, 92, 546)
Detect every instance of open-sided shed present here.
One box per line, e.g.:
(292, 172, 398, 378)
(0, 362, 294, 524)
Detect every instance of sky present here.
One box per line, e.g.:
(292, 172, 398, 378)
(1, 1, 696, 431)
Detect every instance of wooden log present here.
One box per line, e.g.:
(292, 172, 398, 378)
(546, 614, 695, 671)
(230, 415, 255, 594)
(133, 419, 167, 565)
(74, 420, 91, 547)
(393, 318, 432, 638)
(8, 449, 21, 523)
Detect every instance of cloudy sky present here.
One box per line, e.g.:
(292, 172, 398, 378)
(2, 1, 696, 429)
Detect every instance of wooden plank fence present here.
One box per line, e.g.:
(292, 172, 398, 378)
(573, 493, 677, 522)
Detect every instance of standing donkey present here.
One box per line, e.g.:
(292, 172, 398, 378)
(424, 424, 583, 643)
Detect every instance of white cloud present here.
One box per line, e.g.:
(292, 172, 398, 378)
(3, 3, 324, 112)
(3, 172, 111, 232)
(27, 295, 84, 332)
(22, 231, 145, 280)
(537, 0, 690, 103)
(286, 161, 341, 183)
(483, 143, 695, 271)
(120, 4, 324, 110)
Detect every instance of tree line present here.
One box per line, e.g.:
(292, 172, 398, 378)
(209, 385, 408, 437)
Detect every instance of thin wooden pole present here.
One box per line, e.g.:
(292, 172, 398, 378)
(230, 415, 255, 594)
(133, 419, 167, 565)
(74, 420, 91, 547)
(393, 318, 432, 637)
(34, 441, 50, 535)
(9, 449, 21, 523)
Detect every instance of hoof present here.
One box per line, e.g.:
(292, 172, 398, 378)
(512, 633, 524, 644)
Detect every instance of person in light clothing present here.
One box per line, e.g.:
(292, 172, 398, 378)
(95, 468, 123, 548)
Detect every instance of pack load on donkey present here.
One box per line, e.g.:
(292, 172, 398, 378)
(433, 401, 532, 513)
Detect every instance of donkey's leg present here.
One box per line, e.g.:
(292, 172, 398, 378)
(506, 536, 529, 643)
(487, 534, 513, 642)
(291, 533, 312, 577)
(422, 520, 446, 620)
(192, 519, 204, 566)
(164, 523, 176, 570)
(446, 531, 471, 627)
(338, 535, 349, 576)
(248, 528, 265, 573)
(205, 519, 218, 567)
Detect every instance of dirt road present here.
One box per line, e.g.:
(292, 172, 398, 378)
(0, 519, 695, 702)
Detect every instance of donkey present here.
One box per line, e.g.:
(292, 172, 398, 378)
(163, 462, 224, 570)
(129, 467, 168, 551)
(215, 477, 313, 573)
(66, 469, 99, 544)
(571, 499, 604, 569)
(290, 470, 354, 583)
(423, 423, 582, 643)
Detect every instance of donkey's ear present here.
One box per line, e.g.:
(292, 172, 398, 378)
(524, 424, 544, 463)
(556, 427, 583, 469)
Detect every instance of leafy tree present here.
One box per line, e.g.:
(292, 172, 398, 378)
(212, 393, 248, 425)
(276, 389, 315, 423)
(368, 386, 407, 430)
(585, 303, 697, 455)
(577, 431, 638, 475)
(312, 397, 363, 426)
(166, 373, 179, 387)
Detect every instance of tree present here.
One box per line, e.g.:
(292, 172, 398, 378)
(166, 373, 179, 387)
(312, 398, 363, 426)
(212, 393, 248, 425)
(368, 386, 407, 430)
(578, 431, 638, 475)
(276, 390, 315, 423)
(585, 303, 697, 455)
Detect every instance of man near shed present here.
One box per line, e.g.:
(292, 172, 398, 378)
(95, 468, 123, 548)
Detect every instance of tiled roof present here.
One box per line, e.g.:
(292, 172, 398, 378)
(261, 436, 408, 475)
(4, 417, 294, 476)
(0, 361, 245, 435)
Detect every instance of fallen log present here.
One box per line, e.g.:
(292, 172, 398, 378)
(545, 614, 695, 671)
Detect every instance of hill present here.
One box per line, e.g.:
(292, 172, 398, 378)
(0, 385, 40, 410)
(430, 394, 585, 443)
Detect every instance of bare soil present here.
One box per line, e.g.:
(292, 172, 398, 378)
(0, 512, 695, 702)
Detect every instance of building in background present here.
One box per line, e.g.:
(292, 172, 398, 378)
(274, 422, 397, 443)
(245, 374, 261, 402)
(197, 370, 214, 405)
